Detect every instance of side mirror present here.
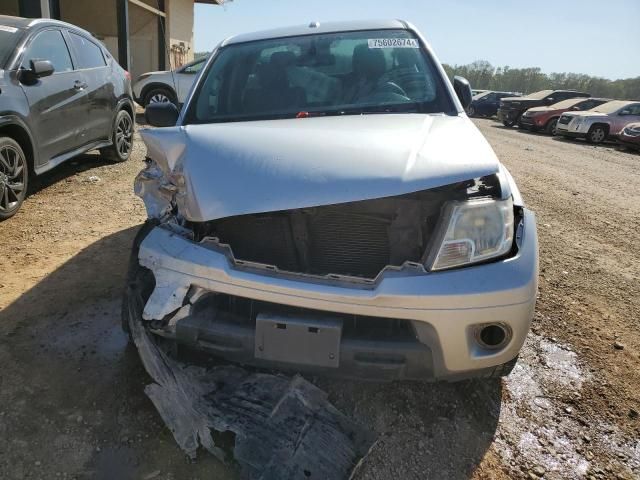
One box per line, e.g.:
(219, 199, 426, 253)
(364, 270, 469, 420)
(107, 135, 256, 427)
(145, 102, 180, 127)
(571, 106, 581, 111)
(546, 97, 555, 104)
(31, 59, 54, 78)
(19, 59, 54, 84)
(619, 109, 630, 116)
(453, 76, 472, 109)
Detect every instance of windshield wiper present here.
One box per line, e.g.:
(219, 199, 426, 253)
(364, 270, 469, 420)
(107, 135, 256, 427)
(296, 103, 425, 118)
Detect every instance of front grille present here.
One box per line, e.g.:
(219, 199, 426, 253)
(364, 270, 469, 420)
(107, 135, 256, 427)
(306, 210, 391, 278)
(193, 178, 500, 279)
(210, 203, 417, 279)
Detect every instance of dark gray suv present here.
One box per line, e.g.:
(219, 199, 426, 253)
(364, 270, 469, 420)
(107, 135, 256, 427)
(0, 16, 135, 220)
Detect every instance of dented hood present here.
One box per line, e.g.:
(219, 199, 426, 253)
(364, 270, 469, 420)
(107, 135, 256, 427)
(140, 114, 500, 222)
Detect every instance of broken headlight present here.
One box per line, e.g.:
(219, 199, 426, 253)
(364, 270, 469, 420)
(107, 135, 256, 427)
(429, 198, 514, 271)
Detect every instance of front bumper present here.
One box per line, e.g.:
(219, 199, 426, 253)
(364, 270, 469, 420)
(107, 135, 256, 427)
(134, 210, 538, 381)
(518, 115, 539, 129)
(618, 137, 640, 150)
(558, 130, 585, 139)
(497, 107, 524, 124)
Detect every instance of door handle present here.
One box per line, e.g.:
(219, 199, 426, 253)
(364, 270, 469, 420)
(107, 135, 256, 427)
(73, 80, 88, 90)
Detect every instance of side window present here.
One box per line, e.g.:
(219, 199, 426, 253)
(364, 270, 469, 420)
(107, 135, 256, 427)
(579, 100, 595, 110)
(182, 59, 205, 74)
(22, 29, 73, 73)
(68, 32, 106, 69)
(629, 104, 640, 115)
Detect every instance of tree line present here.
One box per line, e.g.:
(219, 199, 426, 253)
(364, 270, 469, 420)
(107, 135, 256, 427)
(442, 60, 640, 100)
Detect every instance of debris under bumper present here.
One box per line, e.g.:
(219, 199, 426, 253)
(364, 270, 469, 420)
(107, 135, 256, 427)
(130, 207, 537, 381)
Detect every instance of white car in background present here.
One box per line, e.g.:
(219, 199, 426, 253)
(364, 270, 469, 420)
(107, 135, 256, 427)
(556, 100, 640, 143)
(132, 57, 206, 108)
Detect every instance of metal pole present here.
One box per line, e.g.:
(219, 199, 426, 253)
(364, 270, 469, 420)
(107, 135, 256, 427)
(116, 0, 130, 70)
(157, 0, 166, 70)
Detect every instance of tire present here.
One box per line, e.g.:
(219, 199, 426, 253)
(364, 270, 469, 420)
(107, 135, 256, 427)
(143, 87, 176, 108)
(545, 118, 559, 136)
(467, 106, 476, 117)
(502, 118, 517, 127)
(586, 125, 608, 144)
(0, 136, 28, 221)
(100, 109, 134, 163)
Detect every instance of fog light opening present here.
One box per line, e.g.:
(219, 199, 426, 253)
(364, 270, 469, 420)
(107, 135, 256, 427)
(476, 324, 511, 350)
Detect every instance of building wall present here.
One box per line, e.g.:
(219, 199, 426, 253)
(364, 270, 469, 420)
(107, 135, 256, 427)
(0, 0, 20, 16)
(129, 3, 160, 79)
(0, 0, 198, 75)
(59, 0, 118, 38)
(166, 0, 194, 67)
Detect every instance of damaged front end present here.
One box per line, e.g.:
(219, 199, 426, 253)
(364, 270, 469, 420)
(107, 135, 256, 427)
(126, 119, 537, 476)
(123, 223, 376, 478)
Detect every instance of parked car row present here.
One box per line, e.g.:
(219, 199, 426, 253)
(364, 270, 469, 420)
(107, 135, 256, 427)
(555, 100, 640, 145)
(497, 89, 590, 127)
(463, 86, 640, 150)
(519, 97, 610, 135)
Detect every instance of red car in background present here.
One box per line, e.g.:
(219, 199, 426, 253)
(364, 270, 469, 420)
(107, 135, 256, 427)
(617, 122, 640, 151)
(519, 97, 610, 135)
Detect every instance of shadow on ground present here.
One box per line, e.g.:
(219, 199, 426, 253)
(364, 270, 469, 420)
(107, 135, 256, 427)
(27, 151, 112, 197)
(0, 224, 502, 479)
(0, 226, 235, 480)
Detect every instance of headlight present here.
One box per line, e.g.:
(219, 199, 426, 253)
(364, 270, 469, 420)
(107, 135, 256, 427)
(624, 127, 640, 137)
(429, 198, 514, 271)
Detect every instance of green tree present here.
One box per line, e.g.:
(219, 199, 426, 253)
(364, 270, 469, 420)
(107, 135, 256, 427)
(443, 60, 639, 100)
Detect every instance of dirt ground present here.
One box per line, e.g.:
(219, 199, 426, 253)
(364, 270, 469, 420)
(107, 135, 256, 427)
(0, 117, 638, 480)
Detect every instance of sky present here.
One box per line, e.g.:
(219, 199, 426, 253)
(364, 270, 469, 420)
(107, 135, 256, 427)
(194, 0, 640, 80)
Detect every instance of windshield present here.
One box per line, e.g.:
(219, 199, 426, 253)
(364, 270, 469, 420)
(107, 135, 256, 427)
(524, 90, 554, 100)
(0, 26, 23, 69)
(188, 29, 454, 124)
(590, 100, 631, 114)
(473, 91, 491, 100)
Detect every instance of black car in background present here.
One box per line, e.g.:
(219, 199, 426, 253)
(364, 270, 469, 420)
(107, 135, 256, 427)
(0, 16, 135, 220)
(497, 89, 590, 127)
(467, 91, 520, 117)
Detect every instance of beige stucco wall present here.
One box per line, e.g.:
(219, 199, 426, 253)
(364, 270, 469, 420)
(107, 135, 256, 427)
(129, 3, 160, 79)
(166, 0, 194, 67)
(59, 0, 119, 62)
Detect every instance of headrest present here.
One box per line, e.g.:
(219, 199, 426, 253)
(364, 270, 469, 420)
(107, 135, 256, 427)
(270, 51, 297, 68)
(352, 44, 386, 78)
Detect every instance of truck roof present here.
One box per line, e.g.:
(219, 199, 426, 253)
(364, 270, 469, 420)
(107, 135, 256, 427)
(222, 19, 412, 46)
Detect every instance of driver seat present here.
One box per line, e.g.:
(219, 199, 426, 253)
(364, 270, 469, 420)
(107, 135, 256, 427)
(243, 53, 306, 114)
(342, 45, 387, 102)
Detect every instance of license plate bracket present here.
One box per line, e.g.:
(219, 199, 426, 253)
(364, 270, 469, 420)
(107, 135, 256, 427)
(255, 313, 342, 368)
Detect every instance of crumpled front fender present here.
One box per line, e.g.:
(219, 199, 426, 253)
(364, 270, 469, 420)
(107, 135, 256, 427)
(134, 161, 177, 219)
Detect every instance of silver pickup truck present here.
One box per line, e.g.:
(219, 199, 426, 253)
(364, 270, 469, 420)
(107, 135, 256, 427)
(123, 19, 539, 382)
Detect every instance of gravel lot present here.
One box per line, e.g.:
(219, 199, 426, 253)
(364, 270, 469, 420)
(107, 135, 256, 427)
(0, 117, 638, 480)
